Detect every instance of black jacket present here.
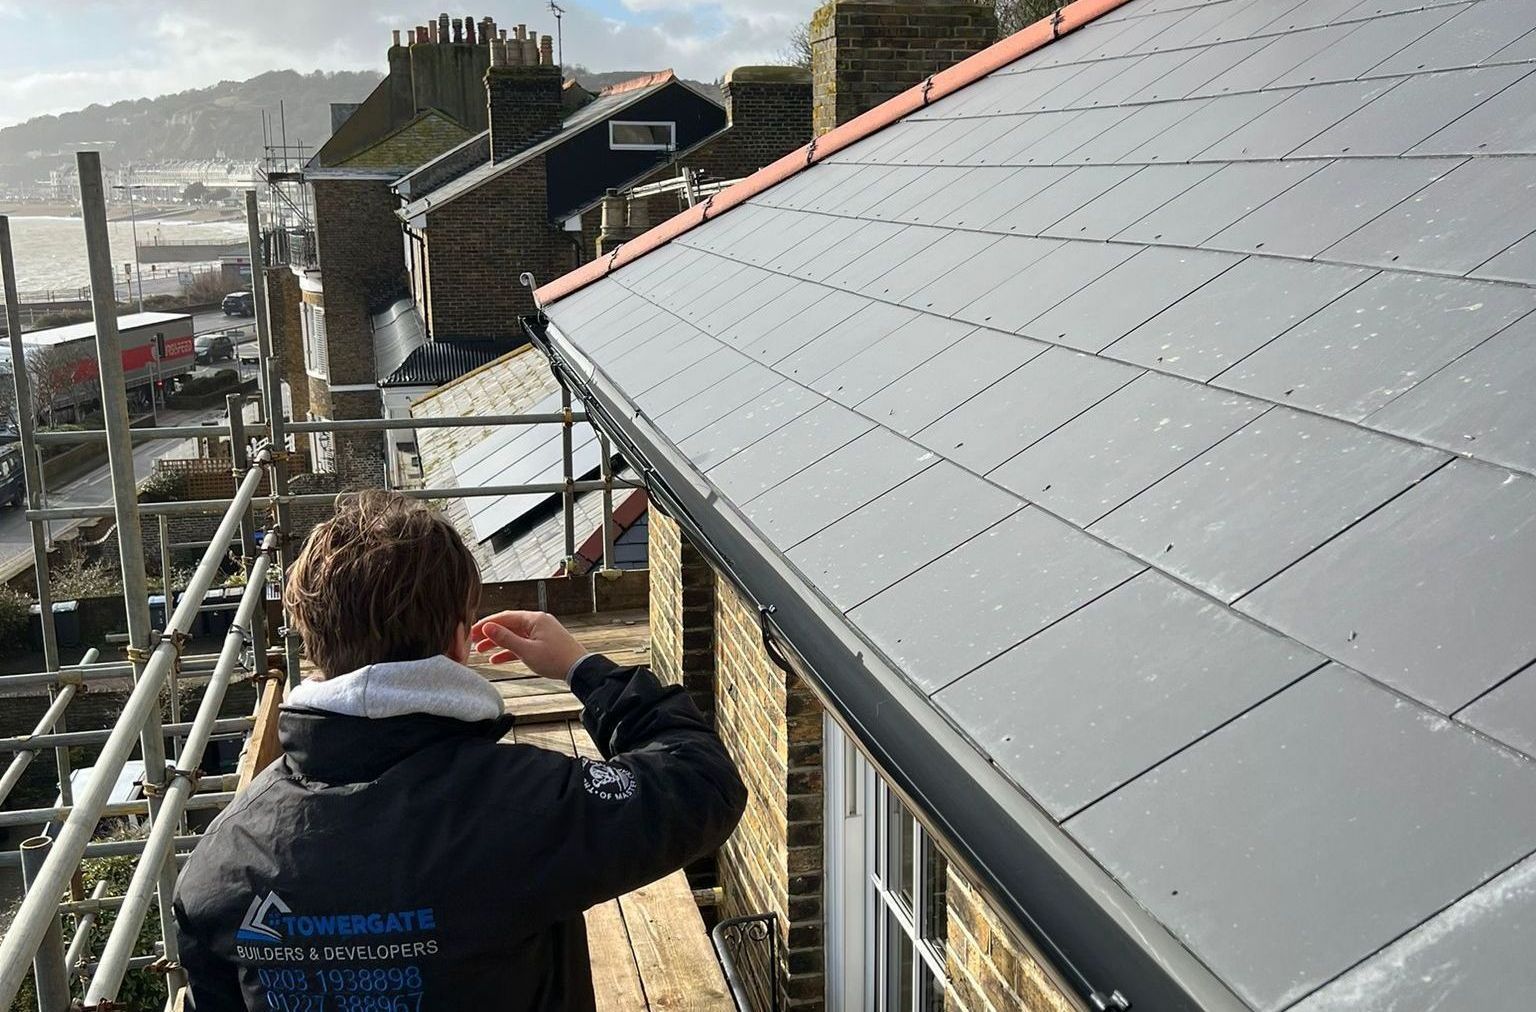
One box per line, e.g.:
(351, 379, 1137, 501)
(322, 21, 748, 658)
(174, 656, 747, 1011)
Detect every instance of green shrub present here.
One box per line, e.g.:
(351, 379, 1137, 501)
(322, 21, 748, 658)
(0, 584, 28, 653)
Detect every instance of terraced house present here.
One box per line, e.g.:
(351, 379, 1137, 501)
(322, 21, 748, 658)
(519, 0, 1536, 1009)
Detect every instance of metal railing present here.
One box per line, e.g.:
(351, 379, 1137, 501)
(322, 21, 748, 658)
(711, 912, 781, 1012)
(0, 160, 633, 1011)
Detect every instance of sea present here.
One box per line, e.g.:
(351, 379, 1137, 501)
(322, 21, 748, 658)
(4, 215, 249, 298)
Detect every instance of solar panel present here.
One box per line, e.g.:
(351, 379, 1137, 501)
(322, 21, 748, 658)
(991, 371, 1265, 526)
(1092, 407, 1446, 602)
(787, 460, 1023, 611)
(849, 508, 1143, 693)
(938, 569, 1323, 818)
(1067, 665, 1536, 1012)
(1240, 461, 1536, 713)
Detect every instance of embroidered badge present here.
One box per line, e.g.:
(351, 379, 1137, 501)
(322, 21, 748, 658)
(582, 758, 637, 800)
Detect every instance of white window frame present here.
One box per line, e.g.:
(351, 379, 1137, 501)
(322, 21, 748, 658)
(825, 717, 950, 1012)
(608, 120, 676, 151)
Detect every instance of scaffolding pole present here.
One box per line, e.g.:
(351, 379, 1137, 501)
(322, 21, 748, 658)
(86, 533, 276, 1004)
(19, 837, 69, 1012)
(264, 357, 302, 688)
(76, 151, 184, 986)
(228, 393, 267, 675)
(1, 217, 68, 812)
(0, 649, 94, 810)
(0, 459, 267, 1008)
(599, 432, 616, 571)
(63, 881, 109, 976)
(245, 191, 272, 420)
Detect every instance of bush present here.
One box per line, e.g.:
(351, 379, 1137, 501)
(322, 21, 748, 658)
(0, 583, 28, 653)
(48, 557, 123, 601)
(138, 468, 189, 504)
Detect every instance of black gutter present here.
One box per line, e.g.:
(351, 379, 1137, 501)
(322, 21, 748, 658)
(525, 313, 1249, 1012)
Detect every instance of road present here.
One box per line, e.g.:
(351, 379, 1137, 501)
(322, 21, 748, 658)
(0, 404, 231, 582)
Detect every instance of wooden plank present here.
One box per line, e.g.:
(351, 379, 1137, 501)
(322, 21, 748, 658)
(587, 899, 650, 1012)
(572, 725, 605, 761)
(236, 678, 285, 791)
(617, 875, 734, 1011)
(516, 721, 576, 755)
(491, 676, 570, 700)
(507, 694, 583, 724)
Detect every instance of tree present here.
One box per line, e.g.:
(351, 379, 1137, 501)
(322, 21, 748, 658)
(183, 180, 208, 203)
(780, 21, 812, 69)
(23, 343, 87, 426)
(995, 0, 1066, 33)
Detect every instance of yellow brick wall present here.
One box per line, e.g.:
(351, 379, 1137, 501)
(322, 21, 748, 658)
(946, 870, 1077, 1012)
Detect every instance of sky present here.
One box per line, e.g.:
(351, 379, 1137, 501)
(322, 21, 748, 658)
(0, 0, 819, 128)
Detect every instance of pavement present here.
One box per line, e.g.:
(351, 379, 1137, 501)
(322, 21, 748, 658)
(0, 404, 228, 583)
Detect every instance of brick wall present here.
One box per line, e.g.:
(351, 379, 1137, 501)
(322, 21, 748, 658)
(810, 0, 998, 135)
(423, 153, 577, 339)
(264, 266, 309, 419)
(946, 870, 1076, 1012)
(311, 178, 403, 387)
(715, 577, 826, 1011)
(647, 510, 717, 717)
(487, 65, 564, 163)
(619, 67, 814, 241)
(648, 509, 825, 1009)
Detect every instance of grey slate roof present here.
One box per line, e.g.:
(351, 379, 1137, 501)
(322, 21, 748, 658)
(541, 0, 1536, 1008)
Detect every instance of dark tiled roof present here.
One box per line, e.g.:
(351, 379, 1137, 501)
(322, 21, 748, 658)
(372, 297, 517, 388)
(381, 339, 515, 388)
(538, 0, 1536, 1008)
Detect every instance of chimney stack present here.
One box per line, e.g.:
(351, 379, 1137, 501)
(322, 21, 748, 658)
(485, 25, 564, 161)
(809, 0, 997, 136)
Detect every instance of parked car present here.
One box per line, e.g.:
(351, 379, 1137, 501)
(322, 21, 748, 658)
(222, 291, 254, 316)
(195, 332, 235, 363)
(0, 443, 23, 507)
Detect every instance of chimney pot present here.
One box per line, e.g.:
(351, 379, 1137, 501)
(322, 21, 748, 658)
(465, 18, 476, 44)
(627, 196, 650, 230)
(407, 28, 416, 44)
(392, 29, 402, 46)
(515, 24, 527, 41)
(499, 28, 508, 41)
(539, 34, 554, 65)
(438, 13, 449, 42)
(522, 37, 538, 65)
(452, 18, 463, 43)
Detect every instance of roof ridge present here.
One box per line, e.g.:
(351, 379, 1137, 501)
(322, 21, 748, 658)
(599, 69, 676, 97)
(534, 0, 1135, 307)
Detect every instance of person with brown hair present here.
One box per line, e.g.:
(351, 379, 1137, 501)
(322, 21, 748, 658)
(172, 490, 747, 1011)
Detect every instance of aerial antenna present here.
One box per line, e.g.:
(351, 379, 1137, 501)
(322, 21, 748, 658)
(548, 0, 565, 68)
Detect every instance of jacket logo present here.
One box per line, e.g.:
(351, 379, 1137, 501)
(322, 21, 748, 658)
(582, 759, 636, 800)
(237, 891, 292, 943)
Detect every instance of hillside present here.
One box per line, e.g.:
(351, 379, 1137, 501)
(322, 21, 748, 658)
(0, 69, 383, 187)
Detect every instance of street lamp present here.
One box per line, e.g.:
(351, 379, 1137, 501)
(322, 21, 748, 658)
(111, 173, 148, 313)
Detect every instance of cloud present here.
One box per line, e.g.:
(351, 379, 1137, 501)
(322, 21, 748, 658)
(0, 0, 818, 127)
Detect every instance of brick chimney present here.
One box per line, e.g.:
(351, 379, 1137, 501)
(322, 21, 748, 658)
(721, 66, 812, 157)
(485, 33, 563, 162)
(810, 0, 997, 135)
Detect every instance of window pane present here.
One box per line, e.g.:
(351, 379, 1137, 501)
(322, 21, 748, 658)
(885, 905, 915, 1012)
(922, 842, 948, 949)
(888, 796, 915, 908)
(610, 122, 673, 148)
(918, 960, 946, 1012)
